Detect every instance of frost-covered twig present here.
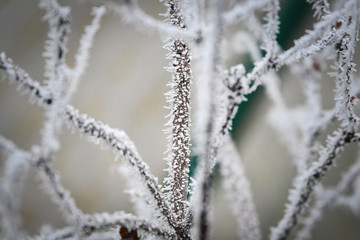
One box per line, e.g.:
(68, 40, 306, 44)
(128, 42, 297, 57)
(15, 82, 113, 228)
(219, 136, 261, 240)
(192, 1, 224, 239)
(30, 212, 176, 240)
(270, 128, 360, 240)
(29, 226, 75, 240)
(0, 135, 83, 228)
(69, 6, 106, 101)
(307, 0, 330, 19)
(336, 174, 360, 214)
(295, 154, 360, 240)
(0, 136, 31, 240)
(162, 0, 192, 236)
(332, 10, 360, 129)
(265, 72, 305, 172)
(278, 22, 339, 66)
(270, 4, 360, 239)
(35, 155, 85, 225)
(0, 52, 53, 106)
(38, 0, 72, 159)
(266, 57, 333, 173)
(0, 51, 174, 232)
(263, 0, 280, 58)
(106, 0, 194, 41)
(82, 212, 176, 239)
(39, 0, 70, 88)
(219, 55, 272, 136)
(64, 106, 174, 229)
(223, 0, 269, 26)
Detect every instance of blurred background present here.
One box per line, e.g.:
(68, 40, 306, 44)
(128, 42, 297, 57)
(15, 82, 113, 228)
(0, 0, 360, 239)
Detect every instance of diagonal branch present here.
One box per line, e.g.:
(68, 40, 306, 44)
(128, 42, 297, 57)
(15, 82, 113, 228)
(219, 136, 261, 240)
(107, 0, 195, 41)
(223, 0, 269, 26)
(270, 128, 360, 240)
(0, 53, 174, 230)
(295, 153, 360, 240)
(64, 106, 174, 229)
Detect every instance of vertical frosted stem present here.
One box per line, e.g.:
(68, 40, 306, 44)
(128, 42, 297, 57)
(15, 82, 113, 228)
(163, 0, 192, 236)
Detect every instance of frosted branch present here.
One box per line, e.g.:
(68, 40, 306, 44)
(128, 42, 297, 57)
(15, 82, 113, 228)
(34, 155, 85, 225)
(29, 227, 75, 240)
(0, 137, 30, 240)
(263, 0, 280, 57)
(30, 212, 176, 240)
(219, 136, 261, 240)
(333, 12, 360, 129)
(192, 2, 224, 239)
(0, 53, 174, 230)
(0, 137, 84, 226)
(0, 52, 53, 106)
(270, 128, 360, 240)
(307, 0, 330, 19)
(107, 0, 194, 41)
(223, 0, 269, 26)
(69, 6, 106, 100)
(220, 56, 272, 137)
(278, 23, 339, 66)
(264, 73, 305, 172)
(64, 106, 174, 229)
(162, 0, 192, 235)
(82, 212, 176, 239)
(39, 0, 71, 89)
(295, 155, 360, 240)
(336, 175, 360, 214)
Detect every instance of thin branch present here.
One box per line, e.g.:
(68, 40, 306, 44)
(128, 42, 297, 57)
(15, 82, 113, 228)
(82, 212, 176, 239)
(39, 0, 71, 89)
(106, 0, 195, 41)
(35, 156, 85, 225)
(307, 0, 330, 19)
(277, 23, 339, 66)
(0, 53, 174, 231)
(270, 128, 360, 240)
(192, 1, 224, 239)
(28, 226, 75, 240)
(223, 0, 269, 26)
(295, 155, 360, 240)
(68, 5, 106, 101)
(29, 212, 177, 240)
(0, 136, 31, 240)
(64, 106, 174, 229)
(38, 0, 73, 158)
(219, 136, 261, 240)
(333, 12, 360, 129)
(263, 0, 280, 57)
(276, 1, 357, 66)
(0, 136, 84, 226)
(0, 52, 53, 106)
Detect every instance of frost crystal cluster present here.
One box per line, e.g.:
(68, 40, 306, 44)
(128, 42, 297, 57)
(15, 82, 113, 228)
(1, 0, 360, 239)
